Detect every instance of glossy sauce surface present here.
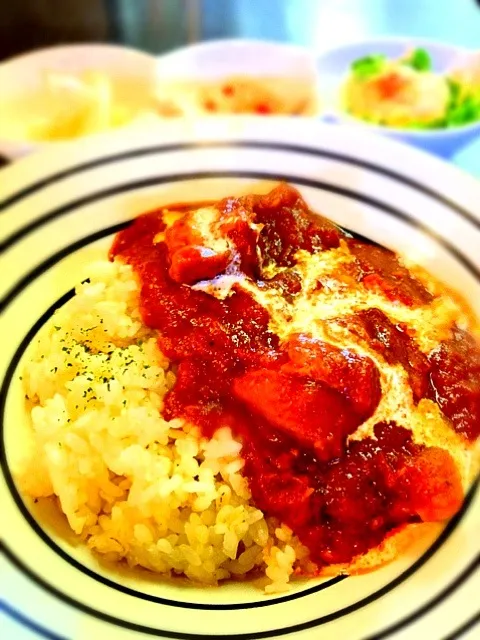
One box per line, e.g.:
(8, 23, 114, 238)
(111, 184, 478, 567)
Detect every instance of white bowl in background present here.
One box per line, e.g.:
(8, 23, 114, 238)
(316, 37, 480, 157)
(0, 44, 158, 159)
(154, 38, 321, 115)
(156, 38, 319, 84)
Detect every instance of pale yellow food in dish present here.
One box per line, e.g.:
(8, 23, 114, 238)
(0, 70, 153, 142)
(342, 47, 480, 129)
(0, 69, 318, 144)
(344, 64, 450, 127)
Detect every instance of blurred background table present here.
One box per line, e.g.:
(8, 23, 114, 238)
(0, 0, 479, 175)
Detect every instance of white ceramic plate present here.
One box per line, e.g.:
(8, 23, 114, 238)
(0, 44, 158, 159)
(0, 119, 479, 640)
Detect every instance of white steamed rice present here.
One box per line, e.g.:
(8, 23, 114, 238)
(19, 259, 312, 592)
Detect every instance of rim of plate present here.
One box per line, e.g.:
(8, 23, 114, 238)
(1, 119, 479, 640)
(1, 116, 479, 212)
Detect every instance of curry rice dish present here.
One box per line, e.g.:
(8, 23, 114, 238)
(19, 184, 480, 593)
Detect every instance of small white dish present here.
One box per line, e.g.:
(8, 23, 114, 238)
(0, 44, 158, 159)
(316, 37, 480, 157)
(154, 38, 321, 116)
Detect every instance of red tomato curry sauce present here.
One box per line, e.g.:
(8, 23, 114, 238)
(111, 184, 479, 568)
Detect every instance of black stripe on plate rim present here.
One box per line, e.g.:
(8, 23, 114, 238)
(0, 178, 478, 634)
(363, 553, 480, 640)
(1, 486, 477, 640)
(0, 597, 69, 640)
(3, 164, 480, 254)
(3, 599, 478, 640)
(1, 172, 479, 315)
(0, 234, 479, 635)
(0, 141, 479, 233)
(442, 612, 480, 640)
(0, 222, 129, 315)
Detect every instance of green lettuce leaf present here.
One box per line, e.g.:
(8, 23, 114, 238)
(351, 54, 386, 80)
(444, 79, 480, 127)
(403, 48, 432, 72)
